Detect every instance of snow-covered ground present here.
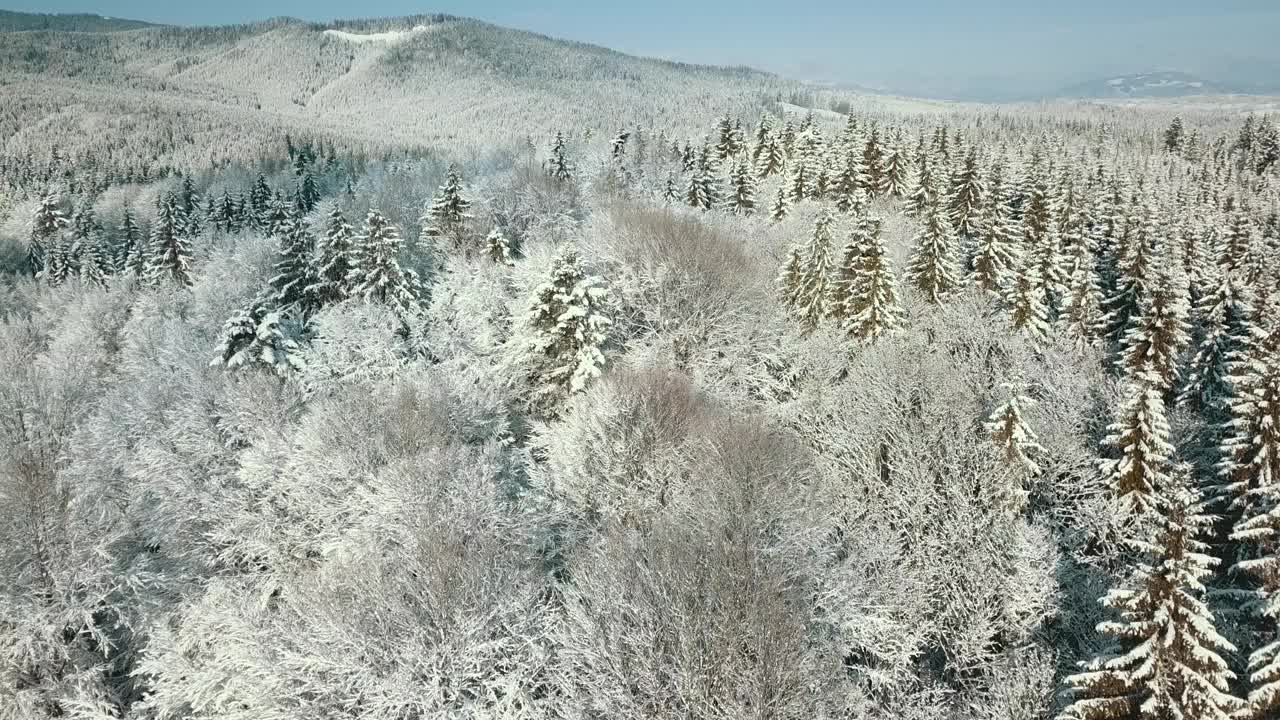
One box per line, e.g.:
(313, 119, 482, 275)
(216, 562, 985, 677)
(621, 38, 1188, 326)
(323, 25, 430, 45)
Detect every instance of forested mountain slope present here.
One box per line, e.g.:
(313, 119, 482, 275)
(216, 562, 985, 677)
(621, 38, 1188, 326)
(0, 12, 791, 171)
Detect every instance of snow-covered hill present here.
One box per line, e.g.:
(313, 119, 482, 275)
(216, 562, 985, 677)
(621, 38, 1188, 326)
(0, 12, 792, 166)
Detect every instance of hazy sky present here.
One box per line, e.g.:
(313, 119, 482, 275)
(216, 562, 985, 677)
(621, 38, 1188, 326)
(9, 0, 1280, 98)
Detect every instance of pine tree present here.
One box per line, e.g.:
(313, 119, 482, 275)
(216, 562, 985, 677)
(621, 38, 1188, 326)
(986, 382, 1045, 512)
(662, 174, 679, 204)
(790, 210, 838, 332)
(524, 249, 611, 413)
(838, 218, 905, 342)
(756, 135, 785, 179)
(862, 127, 885, 196)
(117, 206, 143, 275)
(248, 174, 272, 229)
(1178, 268, 1252, 410)
(422, 165, 474, 252)
(71, 206, 111, 287)
(907, 200, 961, 305)
(1101, 370, 1176, 520)
(905, 155, 938, 219)
(833, 149, 868, 214)
(971, 191, 1022, 293)
(880, 144, 910, 199)
(769, 186, 790, 223)
(268, 205, 315, 314)
(1060, 467, 1243, 720)
(144, 193, 194, 287)
(547, 131, 573, 182)
(1164, 116, 1186, 152)
(1006, 262, 1052, 343)
(1024, 179, 1067, 313)
(1118, 265, 1191, 393)
(348, 209, 418, 313)
(729, 158, 757, 215)
(296, 170, 321, 214)
(1103, 203, 1161, 346)
(176, 175, 202, 238)
(788, 162, 810, 204)
(305, 204, 357, 311)
(777, 245, 804, 310)
(485, 227, 514, 266)
(29, 192, 69, 276)
(1060, 235, 1108, 352)
(1221, 311, 1280, 719)
(949, 147, 986, 240)
(43, 233, 73, 286)
(714, 114, 737, 160)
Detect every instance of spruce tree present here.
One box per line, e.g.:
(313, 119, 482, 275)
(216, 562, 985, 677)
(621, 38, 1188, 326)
(1178, 268, 1252, 411)
(1060, 236, 1108, 352)
(484, 227, 515, 266)
(838, 219, 905, 343)
(1101, 370, 1176, 520)
(971, 192, 1022, 293)
(305, 204, 357, 311)
(756, 135, 785, 179)
(905, 155, 938, 219)
(348, 209, 418, 314)
(71, 206, 111, 287)
(833, 149, 868, 214)
(949, 147, 986, 240)
(1006, 262, 1052, 343)
(729, 158, 757, 215)
(907, 200, 961, 305)
(117, 206, 142, 275)
(268, 205, 316, 314)
(789, 210, 838, 332)
(1118, 265, 1191, 393)
(862, 127, 885, 196)
(29, 193, 69, 276)
(524, 249, 611, 413)
(788, 162, 810, 204)
(1060, 467, 1242, 720)
(769, 186, 790, 223)
(547, 130, 573, 182)
(422, 165, 473, 252)
(880, 144, 910, 199)
(986, 382, 1045, 512)
(144, 193, 194, 287)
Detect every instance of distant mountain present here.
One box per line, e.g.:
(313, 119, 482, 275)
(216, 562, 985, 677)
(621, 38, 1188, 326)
(0, 11, 791, 169)
(1056, 70, 1222, 99)
(0, 9, 156, 32)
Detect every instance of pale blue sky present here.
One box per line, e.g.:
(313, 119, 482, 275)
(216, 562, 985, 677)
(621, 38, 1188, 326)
(8, 1, 1280, 98)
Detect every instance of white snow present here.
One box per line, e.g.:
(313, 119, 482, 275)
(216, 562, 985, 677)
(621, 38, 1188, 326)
(323, 25, 430, 45)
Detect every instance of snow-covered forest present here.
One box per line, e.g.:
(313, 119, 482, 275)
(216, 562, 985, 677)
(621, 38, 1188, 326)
(3, 10, 1280, 720)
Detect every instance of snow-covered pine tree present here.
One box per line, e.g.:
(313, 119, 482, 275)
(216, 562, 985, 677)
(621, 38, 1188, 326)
(117, 206, 142, 275)
(485, 227, 515, 266)
(1060, 466, 1242, 720)
(29, 192, 69, 276)
(880, 142, 910, 199)
(1101, 369, 1176, 520)
(1060, 234, 1108, 352)
(144, 192, 194, 287)
(729, 158, 757, 215)
(907, 199, 961, 305)
(348, 209, 418, 314)
(422, 164, 474, 253)
(906, 154, 939, 219)
(248, 173, 272, 228)
(524, 248, 611, 413)
(971, 184, 1022, 293)
(790, 209, 838, 332)
(662, 174, 679, 203)
(268, 205, 316, 315)
(770, 186, 790, 223)
(1005, 261, 1052, 344)
(714, 113, 737, 160)
(833, 148, 868, 214)
(547, 130, 573, 182)
(1117, 263, 1191, 393)
(1023, 178, 1067, 315)
(949, 147, 986, 240)
(986, 382, 1045, 511)
(1221, 308, 1280, 719)
(862, 126, 885, 196)
(71, 206, 111, 287)
(788, 162, 810, 205)
(756, 134, 786, 179)
(42, 232, 73, 286)
(305, 204, 357, 311)
(839, 218, 905, 343)
(1103, 201, 1160, 346)
(1178, 267, 1252, 411)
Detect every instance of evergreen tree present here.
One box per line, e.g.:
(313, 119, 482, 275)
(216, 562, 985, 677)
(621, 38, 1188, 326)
(838, 218, 905, 343)
(295, 170, 321, 215)
(305, 204, 357, 311)
(144, 193, 194, 287)
(117, 206, 142, 275)
(769, 186, 790, 223)
(1164, 116, 1186, 152)
(948, 147, 985, 240)
(986, 382, 1045, 511)
(1103, 203, 1161, 346)
(971, 192, 1022, 293)
(1117, 265, 1191, 393)
(1060, 235, 1108, 352)
(71, 206, 110, 287)
(1178, 268, 1251, 411)
(29, 192, 69, 276)
(1005, 262, 1052, 343)
(756, 135, 786, 179)
(1060, 468, 1242, 720)
(485, 227, 515, 266)
(1101, 370, 1176, 520)
(907, 200, 961, 305)
(268, 205, 316, 314)
(905, 155, 939, 219)
(524, 249, 611, 413)
(789, 210, 838, 332)
(1023, 179, 1066, 313)
(42, 233, 73, 286)
(661, 174, 679, 204)
(788, 162, 810, 204)
(729, 159, 757, 215)
(547, 131, 573, 182)
(248, 173, 272, 228)
(862, 127, 885, 196)
(880, 144, 910, 199)
(833, 149, 868, 214)
(422, 165, 474, 252)
(348, 210, 418, 314)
